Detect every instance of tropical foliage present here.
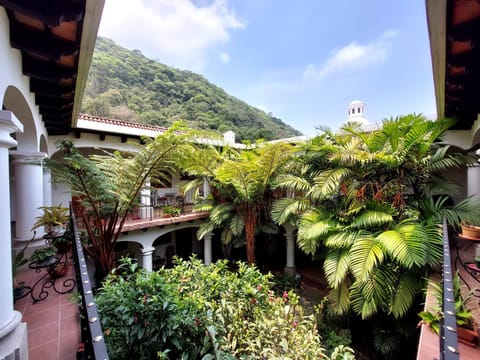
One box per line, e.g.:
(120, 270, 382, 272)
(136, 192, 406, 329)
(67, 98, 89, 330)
(46, 123, 191, 278)
(96, 257, 354, 359)
(181, 141, 294, 263)
(82, 37, 301, 141)
(31, 205, 69, 234)
(272, 115, 480, 322)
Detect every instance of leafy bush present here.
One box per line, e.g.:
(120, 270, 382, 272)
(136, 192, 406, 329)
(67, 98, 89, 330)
(96, 257, 354, 359)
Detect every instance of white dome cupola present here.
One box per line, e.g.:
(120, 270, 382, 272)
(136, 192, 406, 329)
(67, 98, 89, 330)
(346, 100, 369, 125)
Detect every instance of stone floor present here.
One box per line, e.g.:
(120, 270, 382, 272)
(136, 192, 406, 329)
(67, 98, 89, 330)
(13, 254, 80, 360)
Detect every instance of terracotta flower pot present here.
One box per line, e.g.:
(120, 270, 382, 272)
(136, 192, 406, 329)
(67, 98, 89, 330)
(47, 261, 71, 279)
(461, 224, 480, 239)
(457, 326, 479, 347)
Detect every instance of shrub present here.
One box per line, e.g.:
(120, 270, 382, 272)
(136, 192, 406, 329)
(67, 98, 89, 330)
(96, 257, 354, 359)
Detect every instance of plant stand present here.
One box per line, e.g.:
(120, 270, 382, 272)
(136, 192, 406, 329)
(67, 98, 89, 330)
(26, 252, 76, 303)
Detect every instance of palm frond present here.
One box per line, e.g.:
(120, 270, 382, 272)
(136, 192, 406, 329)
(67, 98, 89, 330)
(349, 210, 393, 229)
(273, 173, 312, 193)
(349, 236, 385, 281)
(209, 203, 235, 226)
(312, 168, 352, 199)
(377, 223, 426, 268)
(271, 198, 305, 225)
(324, 231, 359, 248)
(388, 272, 419, 318)
(323, 248, 350, 287)
(328, 281, 351, 316)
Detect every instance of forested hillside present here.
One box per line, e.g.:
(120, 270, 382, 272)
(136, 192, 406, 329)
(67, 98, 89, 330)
(81, 37, 302, 141)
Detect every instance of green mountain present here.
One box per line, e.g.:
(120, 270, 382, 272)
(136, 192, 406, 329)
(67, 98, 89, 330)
(81, 37, 302, 141)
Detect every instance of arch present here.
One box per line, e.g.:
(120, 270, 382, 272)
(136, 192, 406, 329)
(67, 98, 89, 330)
(117, 222, 204, 250)
(2, 85, 37, 152)
(39, 134, 48, 155)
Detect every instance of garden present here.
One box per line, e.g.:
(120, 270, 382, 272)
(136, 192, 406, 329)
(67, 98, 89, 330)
(47, 115, 480, 359)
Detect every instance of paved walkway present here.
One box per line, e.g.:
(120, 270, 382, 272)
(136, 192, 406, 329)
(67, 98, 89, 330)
(14, 255, 80, 360)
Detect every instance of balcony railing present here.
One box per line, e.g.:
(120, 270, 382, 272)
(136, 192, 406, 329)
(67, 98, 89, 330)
(440, 218, 459, 360)
(71, 206, 109, 360)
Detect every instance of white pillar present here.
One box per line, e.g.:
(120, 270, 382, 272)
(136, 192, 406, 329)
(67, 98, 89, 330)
(11, 151, 46, 241)
(284, 224, 296, 275)
(43, 167, 52, 208)
(203, 232, 213, 265)
(467, 165, 480, 199)
(203, 178, 211, 198)
(142, 246, 155, 272)
(0, 111, 25, 347)
(140, 179, 152, 219)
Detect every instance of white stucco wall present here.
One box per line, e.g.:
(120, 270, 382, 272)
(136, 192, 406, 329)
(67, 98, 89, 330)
(0, 8, 46, 154)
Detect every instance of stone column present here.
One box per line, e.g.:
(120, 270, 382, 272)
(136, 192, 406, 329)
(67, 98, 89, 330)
(203, 232, 213, 265)
(11, 151, 46, 241)
(284, 224, 296, 275)
(467, 164, 480, 200)
(141, 246, 155, 272)
(0, 110, 27, 358)
(43, 167, 52, 208)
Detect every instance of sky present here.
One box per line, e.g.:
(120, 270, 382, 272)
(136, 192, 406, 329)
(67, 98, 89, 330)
(98, 0, 436, 136)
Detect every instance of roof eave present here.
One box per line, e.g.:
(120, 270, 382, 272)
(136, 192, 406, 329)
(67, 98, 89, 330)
(425, 0, 447, 120)
(71, 0, 105, 129)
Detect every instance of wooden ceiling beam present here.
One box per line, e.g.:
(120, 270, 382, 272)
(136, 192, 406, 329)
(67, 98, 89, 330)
(30, 79, 74, 99)
(0, 0, 84, 26)
(35, 94, 72, 108)
(449, 16, 480, 42)
(22, 56, 76, 83)
(39, 107, 72, 118)
(10, 22, 78, 60)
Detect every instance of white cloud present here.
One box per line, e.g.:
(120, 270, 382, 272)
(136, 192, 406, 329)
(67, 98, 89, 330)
(303, 30, 398, 82)
(99, 0, 245, 71)
(219, 52, 230, 63)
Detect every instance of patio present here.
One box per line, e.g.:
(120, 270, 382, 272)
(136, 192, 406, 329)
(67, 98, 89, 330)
(13, 255, 80, 360)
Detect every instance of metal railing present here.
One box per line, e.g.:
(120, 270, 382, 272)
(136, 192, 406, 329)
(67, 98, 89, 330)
(439, 218, 459, 360)
(71, 206, 109, 360)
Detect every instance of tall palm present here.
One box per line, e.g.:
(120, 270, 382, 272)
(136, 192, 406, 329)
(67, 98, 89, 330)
(272, 115, 480, 318)
(182, 142, 294, 263)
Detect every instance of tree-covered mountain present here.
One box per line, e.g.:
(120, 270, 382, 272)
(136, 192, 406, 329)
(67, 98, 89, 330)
(81, 37, 302, 141)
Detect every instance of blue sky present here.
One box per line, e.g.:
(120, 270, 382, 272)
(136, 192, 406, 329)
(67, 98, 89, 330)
(98, 0, 436, 136)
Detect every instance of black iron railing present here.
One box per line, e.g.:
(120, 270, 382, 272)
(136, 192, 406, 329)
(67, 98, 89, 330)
(71, 207, 109, 360)
(440, 218, 459, 360)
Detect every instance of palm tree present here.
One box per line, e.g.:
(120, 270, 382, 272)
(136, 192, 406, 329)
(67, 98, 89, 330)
(182, 142, 294, 264)
(46, 123, 191, 278)
(272, 115, 480, 318)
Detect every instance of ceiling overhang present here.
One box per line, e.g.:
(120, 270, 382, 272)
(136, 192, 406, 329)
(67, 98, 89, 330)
(427, 0, 480, 130)
(0, 0, 104, 135)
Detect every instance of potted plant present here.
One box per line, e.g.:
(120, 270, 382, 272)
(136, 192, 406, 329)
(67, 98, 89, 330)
(419, 272, 479, 346)
(29, 246, 58, 266)
(460, 221, 480, 239)
(50, 221, 74, 253)
(161, 204, 182, 217)
(31, 205, 69, 236)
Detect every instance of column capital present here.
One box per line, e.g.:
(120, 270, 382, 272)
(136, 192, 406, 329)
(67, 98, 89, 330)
(141, 246, 155, 255)
(10, 151, 47, 165)
(0, 110, 23, 149)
